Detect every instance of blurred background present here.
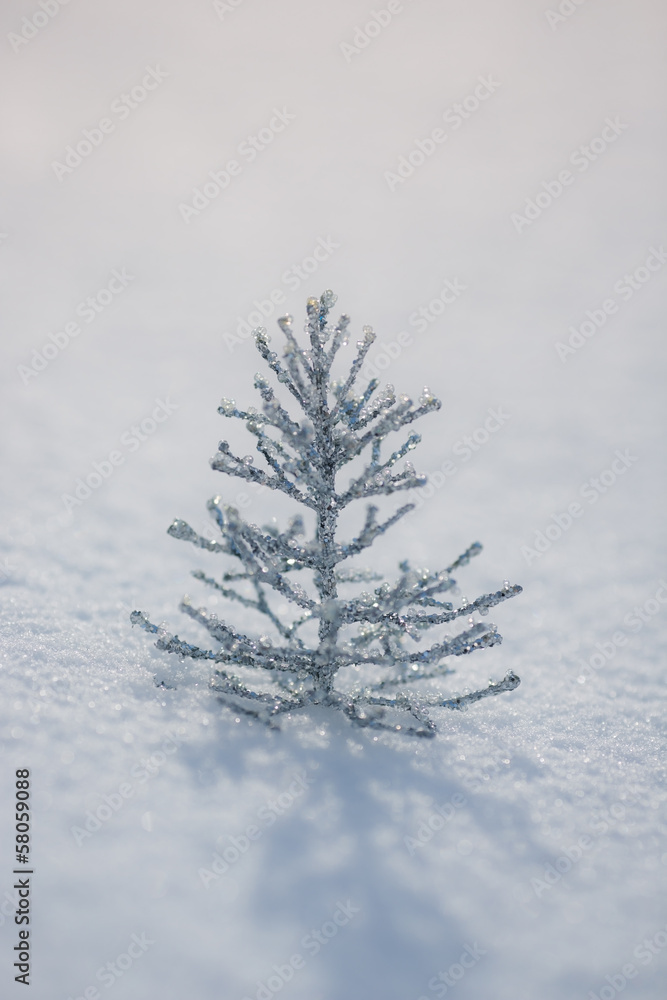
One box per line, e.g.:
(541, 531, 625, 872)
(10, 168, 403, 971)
(2, 0, 665, 590)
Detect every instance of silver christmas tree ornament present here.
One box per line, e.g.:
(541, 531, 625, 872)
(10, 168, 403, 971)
(132, 291, 521, 737)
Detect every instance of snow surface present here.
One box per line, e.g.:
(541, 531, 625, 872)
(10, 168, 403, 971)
(1, 1, 666, 997)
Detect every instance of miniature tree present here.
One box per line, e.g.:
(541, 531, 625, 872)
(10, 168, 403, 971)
(131, 291, 521, 737)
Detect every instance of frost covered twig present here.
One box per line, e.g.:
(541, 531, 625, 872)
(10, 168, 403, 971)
(132, 291, 522, 737)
